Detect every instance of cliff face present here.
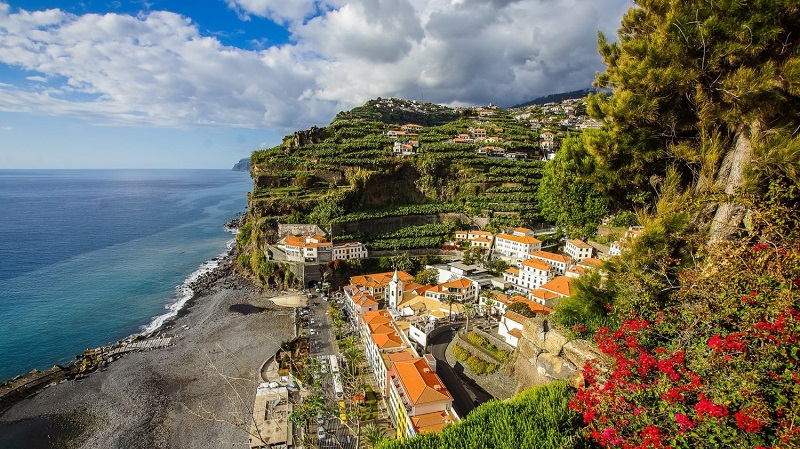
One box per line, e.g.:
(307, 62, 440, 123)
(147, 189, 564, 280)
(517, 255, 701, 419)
(511, 316, 604, 394)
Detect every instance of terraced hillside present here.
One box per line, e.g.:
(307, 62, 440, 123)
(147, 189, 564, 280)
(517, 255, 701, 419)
(241, 98, 548, 252)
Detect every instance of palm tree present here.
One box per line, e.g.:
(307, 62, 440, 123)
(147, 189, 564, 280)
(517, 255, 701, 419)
(342, 345, 365, 376)
(361, 422, 387, 449)
(445, 295, 458, 322)
(463, 302, 476, 332)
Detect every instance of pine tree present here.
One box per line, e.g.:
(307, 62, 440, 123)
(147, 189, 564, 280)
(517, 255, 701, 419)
(588, 0, 800, 240)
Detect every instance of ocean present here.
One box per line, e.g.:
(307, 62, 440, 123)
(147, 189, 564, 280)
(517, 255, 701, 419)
(0, 169, 252, 381)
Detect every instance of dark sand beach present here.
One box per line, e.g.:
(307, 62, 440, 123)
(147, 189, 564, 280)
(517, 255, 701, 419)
(0, 260, 294, 449)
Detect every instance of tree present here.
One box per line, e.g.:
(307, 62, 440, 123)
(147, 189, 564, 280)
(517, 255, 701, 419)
(414, 267, 440, 286)
(342, 345, 365, 376)
(537, 135, 610, 239)
(361, 422, 387, 449)
(445, 295, 458, 322)
(507, 301, 535, 318)
(463, 302, 476, 332)
(587, 0, 800, 241)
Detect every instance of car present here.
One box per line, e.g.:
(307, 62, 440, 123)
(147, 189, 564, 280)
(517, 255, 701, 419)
(317, 427, 326, 439)
(316, 414, 325, 425)
(315, 287, 321, 293)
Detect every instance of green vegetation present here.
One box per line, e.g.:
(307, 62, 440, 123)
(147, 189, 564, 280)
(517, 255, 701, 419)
(452, 344, 498, 375)
(377, 382, 585, 449)
(549, 1, 800, 448)
(465, 332, 510, 362)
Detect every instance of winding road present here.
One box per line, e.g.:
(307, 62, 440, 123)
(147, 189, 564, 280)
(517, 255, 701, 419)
(427, 325, 494, 418)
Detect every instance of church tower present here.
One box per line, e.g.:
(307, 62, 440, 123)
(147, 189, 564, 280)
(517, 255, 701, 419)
(388, 269, 403, 310)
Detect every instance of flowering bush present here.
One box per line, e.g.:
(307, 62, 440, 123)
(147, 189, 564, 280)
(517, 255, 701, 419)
(570, 189, 800, 449)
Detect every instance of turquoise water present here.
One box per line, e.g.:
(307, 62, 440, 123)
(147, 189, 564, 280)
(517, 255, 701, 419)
(0, 170, 251, 381)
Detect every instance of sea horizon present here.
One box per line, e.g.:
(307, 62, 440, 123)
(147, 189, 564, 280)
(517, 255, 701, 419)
(0, 169, 252, 381)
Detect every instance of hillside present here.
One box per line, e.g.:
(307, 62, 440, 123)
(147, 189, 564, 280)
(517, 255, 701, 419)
(241, 98, 568, 252)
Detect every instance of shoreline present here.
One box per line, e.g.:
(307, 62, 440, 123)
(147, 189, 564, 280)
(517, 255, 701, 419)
(0, 248, 294, 449)
(0, 213, 248, 395)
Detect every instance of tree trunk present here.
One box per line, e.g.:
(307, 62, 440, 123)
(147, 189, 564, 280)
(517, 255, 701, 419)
(707, 122, 756, 243)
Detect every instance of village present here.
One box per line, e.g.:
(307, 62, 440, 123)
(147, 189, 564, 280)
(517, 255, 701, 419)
(245, 223, 644, 449)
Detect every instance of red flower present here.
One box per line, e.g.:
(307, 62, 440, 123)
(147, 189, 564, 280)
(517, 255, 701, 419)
(675, 413, 695, 431)
(753, 243, 769, 251)
(735, 409, 764, 433)
(708, 335, 723, 350)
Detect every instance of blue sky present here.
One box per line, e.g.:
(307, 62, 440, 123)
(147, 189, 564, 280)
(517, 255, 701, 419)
(0, 0, 631, 168)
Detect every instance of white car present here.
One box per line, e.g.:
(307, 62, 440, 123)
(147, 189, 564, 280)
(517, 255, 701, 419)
(317, 427, 326, 439)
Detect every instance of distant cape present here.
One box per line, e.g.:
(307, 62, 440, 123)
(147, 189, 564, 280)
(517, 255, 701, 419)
(232, 157, 250, 172)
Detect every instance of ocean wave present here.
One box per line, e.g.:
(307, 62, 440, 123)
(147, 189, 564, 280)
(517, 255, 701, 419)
(140, 235, 236, 337)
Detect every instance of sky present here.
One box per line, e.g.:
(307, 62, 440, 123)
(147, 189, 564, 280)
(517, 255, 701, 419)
(0, 0, 632, 168)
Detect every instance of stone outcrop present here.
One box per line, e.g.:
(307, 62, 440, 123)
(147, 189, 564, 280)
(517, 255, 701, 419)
(513, 316, 604, 394)
(284, 126, 326, 151)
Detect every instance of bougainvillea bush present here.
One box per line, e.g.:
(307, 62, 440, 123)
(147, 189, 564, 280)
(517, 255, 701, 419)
(569, 188, 800, 449)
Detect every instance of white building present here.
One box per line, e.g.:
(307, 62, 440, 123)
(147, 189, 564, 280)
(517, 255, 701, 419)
(529, 251, 571, 276)
(494, 233, 542, 260)
(498, 311, 527, 348)
(332, 241, 368, 261)
(564, 239, 592, 261)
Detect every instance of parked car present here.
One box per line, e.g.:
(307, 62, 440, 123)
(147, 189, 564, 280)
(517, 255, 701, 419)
(317, 427, 326, 439)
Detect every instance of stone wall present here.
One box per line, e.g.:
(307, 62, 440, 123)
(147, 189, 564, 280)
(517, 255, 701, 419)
(512, 316, 604, 395)
(277, 223, 327, 239)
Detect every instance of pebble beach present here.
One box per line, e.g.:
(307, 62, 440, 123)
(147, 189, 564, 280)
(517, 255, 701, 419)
(0, 259, 294, 449)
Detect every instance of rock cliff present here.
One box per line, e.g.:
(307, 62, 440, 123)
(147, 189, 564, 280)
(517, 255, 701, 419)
(511, 316, 604, 394)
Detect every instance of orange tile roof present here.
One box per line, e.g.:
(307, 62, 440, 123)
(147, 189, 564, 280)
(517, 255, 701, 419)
(363, 310, 392, 326)
(579, 257, 604, 268)
(393, 358, 452, 406)
(440, 278, 472, 289)
(568, 265, 585, 275)
(508, 328, 523, 338)
(349, 271, 413, 287)
(505, 267, 520, 276)
(530, 251, 571, 264)
(472, 237, 491, 243)
(372, 330, 405, 349)
(540, 276, 573, 297)
(497, 234, 541, 245)
(529, 288, 561, 303)
(514, 227, 533, 234)
(411, 410, 456, 434)
(566, 239, 591, 248)
(487, 292, 513, 306)
(503, 310, 528, 324)
(521, 258, 550, 271)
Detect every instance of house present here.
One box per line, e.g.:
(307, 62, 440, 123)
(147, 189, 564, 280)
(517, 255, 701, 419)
(494, 233, 542, 260)
(469, 127, 486, 139)
(361, 310, 411, 389)
(479, 292, 552, 317)
(424, 278, 478, 303)
(610, 227, 644, 256)
(402, 124, 423, 132)
(279, 234, 333, 262)
(386, 357, 457, 439)
(343, 285, 379, 327)
(350, 270, 414, 301)
(516, 258, 552, 291)
(387, 130, 407, 138)
(332, 241, 367, 261)
(578, 258, 604, 270)
(564, 239, 592, 261)
(454, 230, 494, 249)
(393, 141, 417, 156)
(498, 311, 526, 347)
(529, 251, 571, 276)
(529, 276, 573, 308)
(249, 384, 292, 449)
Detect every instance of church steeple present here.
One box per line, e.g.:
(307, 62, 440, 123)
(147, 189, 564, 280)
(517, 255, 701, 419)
(388, 269, 403, 310)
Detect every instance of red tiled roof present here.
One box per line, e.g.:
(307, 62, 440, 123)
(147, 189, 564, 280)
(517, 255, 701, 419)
(530, 251, 571, 264)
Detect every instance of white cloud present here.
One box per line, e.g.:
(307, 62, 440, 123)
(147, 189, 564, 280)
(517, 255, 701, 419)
(0, 0, 631, 133)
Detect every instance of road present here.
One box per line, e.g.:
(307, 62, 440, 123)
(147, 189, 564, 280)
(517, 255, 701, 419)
(428, 326, 493, 418)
